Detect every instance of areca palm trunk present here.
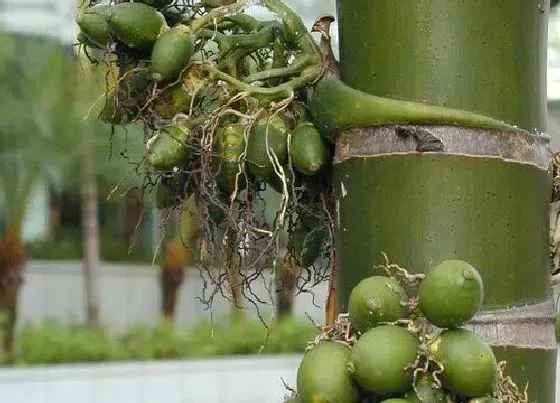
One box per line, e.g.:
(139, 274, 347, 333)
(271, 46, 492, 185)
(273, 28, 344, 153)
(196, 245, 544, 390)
(333, 1, 556, 401)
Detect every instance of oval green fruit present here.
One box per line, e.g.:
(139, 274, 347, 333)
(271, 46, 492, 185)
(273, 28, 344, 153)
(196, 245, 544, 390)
(214, 124, 247, 194)
(291, 122, 330, 176)
(148, 124, 191, 171)
(348, 325, 419, 397)
(151, 25, 194, 82)
(428, 329, 497, 398)
(106, 2, 167, 51)
(247, 114, 288, 181)
(266, 164, 297, 194)
(380, 399, 410, 403)
(119, 61, 152, 99)
(155, 181, 176, 209)
(99, 90, 131, 125)
(348, 276, 408, 334)
(405, 374, 447, 403)
(77, 5, 111, 48)
(467, 398, 500, 403)
(296, 341, 360, 403)
(153, 83, 193, 119)
(77, 31, 103, 49)
(419, 259, 483, 328)
(153, 66, 204, 119)
(155, 172, 189, 209)
(291, 225, 325, 268)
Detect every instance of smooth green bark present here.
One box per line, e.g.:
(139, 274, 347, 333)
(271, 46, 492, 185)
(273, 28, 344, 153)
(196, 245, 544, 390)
(334, 154, 550, 311)
(337, 0, 548, 133)
(333, 1, 555, 401)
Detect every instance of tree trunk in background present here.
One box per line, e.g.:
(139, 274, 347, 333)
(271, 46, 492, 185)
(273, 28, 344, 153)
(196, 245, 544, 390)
(49, 190, 61, 239)
(124, 188, 143, 248)
(160, 236, 186, 327)
(275, 256, 298, 318)
(81, 150, 101, 327)
(334, 1, 555, 401)
(226, 235, 245, 320)
(0, 230, 24, 360)
(160, 208, 193, 327)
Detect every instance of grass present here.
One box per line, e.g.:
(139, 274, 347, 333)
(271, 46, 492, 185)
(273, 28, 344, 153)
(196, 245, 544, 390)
(1, 314, 318, 366)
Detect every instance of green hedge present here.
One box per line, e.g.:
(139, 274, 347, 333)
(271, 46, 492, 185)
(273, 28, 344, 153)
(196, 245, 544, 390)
(1, 315, 318, 366)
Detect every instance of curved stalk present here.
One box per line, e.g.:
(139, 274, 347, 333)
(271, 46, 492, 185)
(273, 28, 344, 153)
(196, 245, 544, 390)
(244, 54, 312, 83)
(200, 22, 281, 55)
(219, 13, 263, 33)
(209, 64, 321, 101)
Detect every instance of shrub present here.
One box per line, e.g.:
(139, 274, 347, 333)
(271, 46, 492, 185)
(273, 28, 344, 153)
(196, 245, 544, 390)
(1, 315, 318, 366)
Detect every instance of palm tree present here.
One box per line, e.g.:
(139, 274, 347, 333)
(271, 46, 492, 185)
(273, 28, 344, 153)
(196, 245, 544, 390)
(0, 33, 76, 357)
(62, 51, 147, 327)
(0, 31, 145, 349)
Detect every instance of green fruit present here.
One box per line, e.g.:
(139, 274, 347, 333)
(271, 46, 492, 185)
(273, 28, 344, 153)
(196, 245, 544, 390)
(155, 181, 175, 209)
(153, 67, 204, 119)
(348, 276, 409, 334)
(153, 83, 193, 119)
(77, 31, 103, 49)
(120, 62, 152, 96)
(99, 91, 130, 125)
(214, 124, 247, 194)
(428, 329, 497, 398)
(419, 259, 483, 328)
(291, 101, 312, 123)
(405, 375, 447, 403)
(247, 114, 288, 181)
(102, 64, 152, 124)
(348, 325, 419, 397)
(151, 25, 194, 82)
(296, 341, 360, 403)
(77, 5, 111, 48)
(291, 225, 325, 268)
(148, 125, 191, 171)
(266, 164, 297, 194)
(291, 122, 330, 176)
(155, 172, 189, 209)
(106, 3, 167, 51)
(555, 310, 560, 343)
(467, 398, 499, 403)
(380, 399, 410, 403)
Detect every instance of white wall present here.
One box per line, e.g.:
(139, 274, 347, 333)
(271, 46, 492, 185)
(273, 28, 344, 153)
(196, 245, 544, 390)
(21, 181, 50, 242)
(17, 261, 328, 333)
(0, 355, 302, 403)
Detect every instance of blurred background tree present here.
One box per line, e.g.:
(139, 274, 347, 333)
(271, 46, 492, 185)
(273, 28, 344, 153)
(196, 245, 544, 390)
(0, 31, 148, 353)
